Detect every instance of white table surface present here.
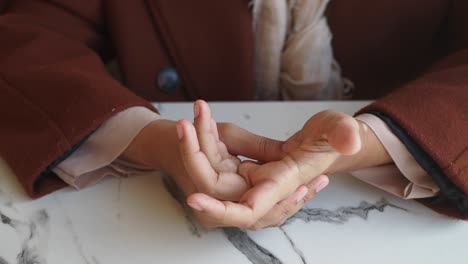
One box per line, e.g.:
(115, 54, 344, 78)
(0, 101, 466, 264)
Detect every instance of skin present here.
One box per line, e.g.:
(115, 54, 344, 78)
(120, 101, 324, 228)
(179, 100, 392, 229)
(122, 100, 391, 229)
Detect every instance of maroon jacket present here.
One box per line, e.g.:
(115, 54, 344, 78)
(0, 0, 467, 218)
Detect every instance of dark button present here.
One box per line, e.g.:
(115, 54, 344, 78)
(157, 67, 181, 94)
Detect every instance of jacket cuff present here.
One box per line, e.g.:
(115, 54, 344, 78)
(52, 107, 159, 189)
(367, 111, 468, 214)
(351, 114, 439, 199)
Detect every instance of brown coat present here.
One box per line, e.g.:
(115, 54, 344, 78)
(0, 1, 467, 217)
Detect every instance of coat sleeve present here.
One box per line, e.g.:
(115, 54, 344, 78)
(0, 1, 156, 198)
(358, 48, 468, 217)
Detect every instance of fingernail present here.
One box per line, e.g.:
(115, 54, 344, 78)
(315, 177, 329, 193)
(176, 124, 183, 140)
(194, 103, 200, 118)
(295, 186, 309, 203)
(187, 201, 203, 212)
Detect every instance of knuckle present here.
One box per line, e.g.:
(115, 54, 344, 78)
(256, 136, 270, 155)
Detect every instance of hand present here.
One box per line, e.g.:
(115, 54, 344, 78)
(121, 118, 284, 196)
(179, 100, 330, 229)
(184, 110, 391, 229)
(120, 102, 290, 224)
(282, 110, 392, 175)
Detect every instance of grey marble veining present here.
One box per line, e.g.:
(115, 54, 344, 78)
(162, 175, 203, 237)
(162, 175, 282, 263)
(53, 195, 93, 264)
(161, 175, 406, 264)
(223, 228, 282, 264)
(115, 178, 122, 220)
(0, 256, 8, 264)
(284, 199, 408, 225)
(91, 256, 101, 264)
(0, 189, 13, 208)
(278, 227, 306, 264)
(0, 209, 49, 264)
(223, 199, 405, 264)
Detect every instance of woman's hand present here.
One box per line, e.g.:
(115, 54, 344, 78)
(183, 109, 391, 229)
(121, 101, 310, 227)
(179, 100, 330, 229)
(120, 119, 283, 196)
(282, 110, 392, 175)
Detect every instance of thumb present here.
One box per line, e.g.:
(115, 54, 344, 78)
(326, 115, 362, 155)
(218, 123, 285, 161)
(285, 111, 362, 156)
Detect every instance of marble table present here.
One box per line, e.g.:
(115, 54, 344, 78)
(0, 101, 466, 264)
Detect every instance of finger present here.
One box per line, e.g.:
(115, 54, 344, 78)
(187, 193, 255, 228)
(194, 100, 223, 164)
(178, 119, 218, 190)
(276, 174, 329, 224)
(218, 123, 285, 162)
(252, 174, 329, 229)
(250, 185, 308, 229)
(187, 179, 285, 228)
(178, 120, 248, 200)
(304, 174, 329, 195)
(195, 101, 240, 174)
(187, 161, 299, 227)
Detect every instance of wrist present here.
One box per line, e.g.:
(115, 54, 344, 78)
(120, 119, 176, 171)
(327, 120, 392, 174)
(121, 119, 197, 196)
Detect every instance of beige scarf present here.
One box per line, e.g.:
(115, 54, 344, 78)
(252, 0, 353, 100)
